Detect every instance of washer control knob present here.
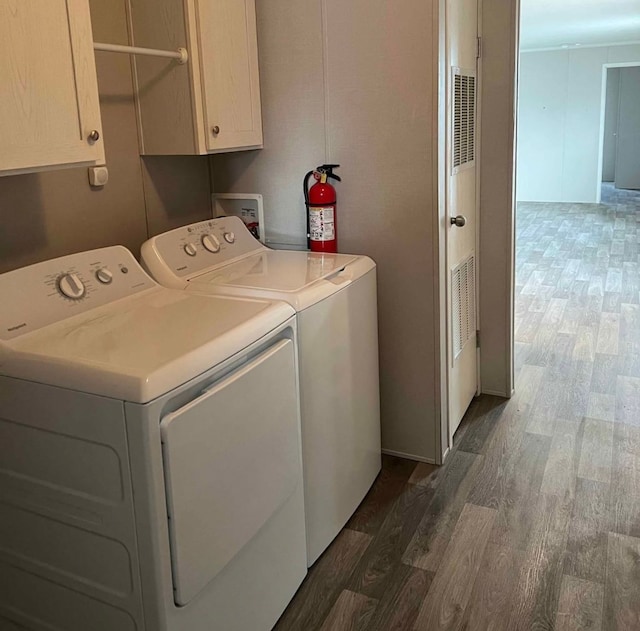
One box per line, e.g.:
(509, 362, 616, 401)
(184, 243, 198, 257)
(95, 268, 113, 285)
(202, 233, 221, 253)
(57, 273, 86, 300)
(223, 232, 236, 244)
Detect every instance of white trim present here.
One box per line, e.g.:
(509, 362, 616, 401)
(320, 0, 331, 162)
(381, 449, 438, 465)
(434, 0, 449, 467)
(597, 67, 609, 202)
(507, 0, 519, 399)
(520, 40, 640, 54)
(602, 61, 640, 68)
(475, 0, 483, 399)
(444, 0, 453, 451)
(518, 199, 602, 204)
(481, 388, 514, 398)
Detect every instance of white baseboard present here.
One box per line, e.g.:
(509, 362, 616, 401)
(481, 389, 513, 398)
(381, 448, 437, 464)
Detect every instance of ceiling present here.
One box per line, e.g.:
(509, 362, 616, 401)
(520, 0, 640, 50)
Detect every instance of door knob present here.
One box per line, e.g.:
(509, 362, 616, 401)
(450, 215, 466, 227)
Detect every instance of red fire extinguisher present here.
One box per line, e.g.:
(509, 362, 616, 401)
(304, 164, 341, 253)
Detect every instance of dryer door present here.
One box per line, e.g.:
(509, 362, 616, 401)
(160, 338, 301, 606)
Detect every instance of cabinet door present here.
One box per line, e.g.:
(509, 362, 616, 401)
(0, 0, 104, 176)
(196, 0, 263, 152)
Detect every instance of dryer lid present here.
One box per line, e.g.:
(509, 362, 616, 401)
(1, 290, 293, 403)
(0, 248, 294, 403)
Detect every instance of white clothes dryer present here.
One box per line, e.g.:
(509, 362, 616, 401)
(0, 247, 306, 631)
(141, 217, 382, 565)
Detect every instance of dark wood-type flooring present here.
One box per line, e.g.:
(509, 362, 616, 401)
(274, 186, 640, 631)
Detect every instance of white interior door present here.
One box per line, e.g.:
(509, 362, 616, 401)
(615, 66, 640, 190)
(446, 0, 479, 442)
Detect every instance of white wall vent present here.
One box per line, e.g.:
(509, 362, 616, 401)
(452, 254, 476, 359)
(452, 69, 476, 173)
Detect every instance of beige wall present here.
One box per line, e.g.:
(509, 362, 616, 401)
(0, 0, 515, 460)
(213, 0, 443, 461)
(478, 0, 518, 396)
(0, 0, 211, 274)
(517, 45, 640, 202)
(210, 0, 326, 247)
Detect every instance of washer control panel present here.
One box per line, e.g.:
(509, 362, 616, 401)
(143, 216, 265, 280)
(0, 246, 156, 341)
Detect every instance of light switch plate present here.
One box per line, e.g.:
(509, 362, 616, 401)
(88, 166, 109, 187)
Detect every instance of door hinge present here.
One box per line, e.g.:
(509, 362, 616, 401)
(476, 36, 482, 59)
(476, 330, 480, 348)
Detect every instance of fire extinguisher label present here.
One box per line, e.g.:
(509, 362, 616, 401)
(310, 206, 335, 241)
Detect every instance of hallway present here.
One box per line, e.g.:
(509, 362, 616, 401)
(274, 191, 640, 630)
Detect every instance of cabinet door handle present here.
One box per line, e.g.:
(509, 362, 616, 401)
(88, 130, 100, 143)
(211, 126, 220, 135)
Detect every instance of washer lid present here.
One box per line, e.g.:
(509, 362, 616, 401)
(192, 251, 358, 291)
(0, 289, 294, 403)
(187, 251, 375, 311)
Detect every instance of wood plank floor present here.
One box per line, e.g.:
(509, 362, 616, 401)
(275, 188, 640, 631)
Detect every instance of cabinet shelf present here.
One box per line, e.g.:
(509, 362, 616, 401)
(128, 0, 263, 156)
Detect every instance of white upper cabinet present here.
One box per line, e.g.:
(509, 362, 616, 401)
(0, 0, 104, 176)
(129, 0, 263, 155)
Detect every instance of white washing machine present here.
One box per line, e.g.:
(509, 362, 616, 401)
(141, 217, 382, 565)
(0, 246, 307, 631)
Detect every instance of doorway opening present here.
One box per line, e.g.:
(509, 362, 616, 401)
(599, 64, 640, 204)
(463, 0, 640, 618)
(514, 3, 640, 418)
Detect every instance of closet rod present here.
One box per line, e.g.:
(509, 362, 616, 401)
(93, 43, 189, 64)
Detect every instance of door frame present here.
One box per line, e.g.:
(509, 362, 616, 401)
(435, 0, 449, 464)
(471, 0, 520, 407)
(596, 62, 640, 202)
(486, 3, 640, 412)
(475, 0, 484, 401)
